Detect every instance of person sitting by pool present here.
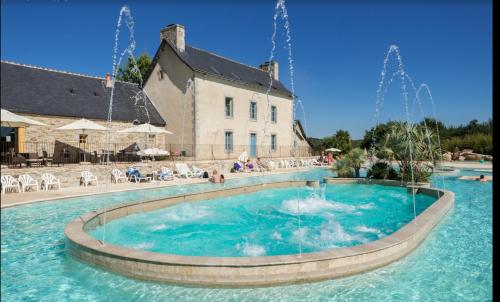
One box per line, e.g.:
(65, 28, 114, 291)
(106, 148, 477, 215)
(245, 159, 254, 172)
(256, 157, 270, 171)
(318, 151, 324, 163)
(232, 161, 243, 172)
(126, 167, 140, 179)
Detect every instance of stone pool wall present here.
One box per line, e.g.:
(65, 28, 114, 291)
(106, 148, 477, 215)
(65, 179, 454, 287)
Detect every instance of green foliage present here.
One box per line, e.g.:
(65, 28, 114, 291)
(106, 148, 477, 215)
(367, 162, 399, 180)
(116, 53, 152, 85)
(331, 147, 365, 178)
(442, 133, 493, 155)
(360, 121, 398, 151)
(362, 118, 492, 156)
(332, 157, 354, 178)
(322, 129, 352, 153)
(375, 147, 394, 161)
(383, 122, 438, 183)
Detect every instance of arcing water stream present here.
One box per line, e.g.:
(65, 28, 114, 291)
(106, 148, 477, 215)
(102, 5, 154, 245)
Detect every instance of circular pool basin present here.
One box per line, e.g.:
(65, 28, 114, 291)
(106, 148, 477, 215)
(65, 179, 454, 287)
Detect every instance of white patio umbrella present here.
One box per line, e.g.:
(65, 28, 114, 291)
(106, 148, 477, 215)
(56, 118, 108, 162)
(118, 122, 173, 151)
(1, 108, 47, 127)
(325, 147, 341, 152)
(117, 123, 173, 135)
(137, 148, 169, 157)
(238, 150, 248, 163)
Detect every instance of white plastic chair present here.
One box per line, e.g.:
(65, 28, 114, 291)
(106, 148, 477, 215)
(80, 171, 98, 187)
(111, 169, 127, 184)
(41, 173, 61, 191)
(18, 174, 39, 193)
(268, 160, 276, 170)
(1, 175, 20, 194)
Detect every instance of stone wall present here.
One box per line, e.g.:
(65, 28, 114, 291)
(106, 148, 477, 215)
(15, 114, 168, 156)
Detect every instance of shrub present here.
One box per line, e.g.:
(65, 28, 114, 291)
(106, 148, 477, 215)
(367, 162, 399, 180)
(442, 133, 493, 155)
(332, 157, 354, 178)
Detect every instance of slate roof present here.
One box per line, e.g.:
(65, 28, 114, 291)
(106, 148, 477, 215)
(0, 61, 165, 126)
(150, 40, 293, 99)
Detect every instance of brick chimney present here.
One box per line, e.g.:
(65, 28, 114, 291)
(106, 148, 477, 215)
(160, 24, 185, 52)
(259, 61, 279, 81)
(105, 73, 113, 88)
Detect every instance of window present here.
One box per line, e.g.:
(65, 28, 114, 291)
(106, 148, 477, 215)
(249, 101, 257, 120)
(157, 70, 164, 81)
(225, 97, 233, 117)
(271, 134, 277, 151)
(225, 131, 233, 152)
(79, 134, 88, 144)
(271, 106, 277, 123)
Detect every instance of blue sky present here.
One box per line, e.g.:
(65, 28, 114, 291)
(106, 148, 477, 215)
(1, 0, 492, 139)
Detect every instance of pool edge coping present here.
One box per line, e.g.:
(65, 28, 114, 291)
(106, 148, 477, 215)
(65, 178, 454, 287)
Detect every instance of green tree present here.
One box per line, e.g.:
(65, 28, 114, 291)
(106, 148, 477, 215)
(323, 130, 352, 153)
(116, 53, 152, 85)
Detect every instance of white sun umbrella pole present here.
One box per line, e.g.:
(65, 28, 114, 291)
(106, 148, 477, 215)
(56, 118, 108, 162)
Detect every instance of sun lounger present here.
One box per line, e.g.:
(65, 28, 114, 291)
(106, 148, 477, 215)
(126, 167, 151, 183)
(41, 173, 61, 191)
(18, 174, 39, 193)
(191, 165, 205, 178)
(175, 163, 196, 178)
(1, 175, 20, 194)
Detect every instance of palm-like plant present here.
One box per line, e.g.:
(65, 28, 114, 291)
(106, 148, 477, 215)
(331, 148, 365, 178)
(347, 148, 365, 178)
(333, 158, 352, 177)
(384, 122, 440, 183)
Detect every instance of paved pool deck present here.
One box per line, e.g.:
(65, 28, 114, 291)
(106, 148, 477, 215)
(0, 167, 317, 208)
(437, 161, 492, 170)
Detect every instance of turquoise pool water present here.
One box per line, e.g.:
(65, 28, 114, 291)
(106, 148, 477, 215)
(90, 184, 435, 256)
(1, 167, 492, 301)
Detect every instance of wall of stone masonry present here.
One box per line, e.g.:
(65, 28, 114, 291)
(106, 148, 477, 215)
(18, 114, 168, 154)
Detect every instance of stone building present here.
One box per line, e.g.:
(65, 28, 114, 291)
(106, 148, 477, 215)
(1, 61, 166, 161)
(1, 23, 313, 162)
(143, 24, 311, 160)
(294, 120, 313, 151)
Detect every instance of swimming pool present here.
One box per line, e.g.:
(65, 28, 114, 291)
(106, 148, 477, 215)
(1, 168, 491, 301)
(89, 184, 436, 257)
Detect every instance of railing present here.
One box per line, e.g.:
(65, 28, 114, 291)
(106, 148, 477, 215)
(0, 141, 317, 167)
